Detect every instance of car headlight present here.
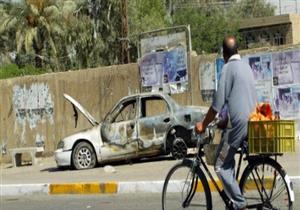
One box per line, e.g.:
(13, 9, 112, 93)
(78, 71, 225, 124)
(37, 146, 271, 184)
(57, 140, 64, 149)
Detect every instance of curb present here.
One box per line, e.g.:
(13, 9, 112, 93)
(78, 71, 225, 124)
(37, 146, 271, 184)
(1, 177, 299, 196)
(1, 184, 49, 196)
(49, 182, 118, 194)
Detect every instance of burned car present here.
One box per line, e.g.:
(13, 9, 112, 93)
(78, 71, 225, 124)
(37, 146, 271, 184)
(55, 92, 207, 170)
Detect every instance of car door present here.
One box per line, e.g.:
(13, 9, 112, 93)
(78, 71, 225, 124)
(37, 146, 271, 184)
(137, 95, 172, 152)
(100, 98, 138, 160)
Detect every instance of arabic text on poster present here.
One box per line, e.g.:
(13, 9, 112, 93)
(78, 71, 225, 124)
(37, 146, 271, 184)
(255, 81, 273, 103)
(273, 51, 300, 86)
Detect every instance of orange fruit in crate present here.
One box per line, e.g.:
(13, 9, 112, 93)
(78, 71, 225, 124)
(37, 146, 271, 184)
(250, 103, 274, 121)
(260, 103, 272, 119)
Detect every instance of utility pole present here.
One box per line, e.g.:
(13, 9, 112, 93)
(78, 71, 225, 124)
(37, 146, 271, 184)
(120, 0, 130, 64)
(279, 0, 282, 15)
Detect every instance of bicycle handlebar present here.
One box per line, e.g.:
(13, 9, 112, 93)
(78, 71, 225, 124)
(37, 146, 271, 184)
(207, 116, 221, 129)
(193, 117, 221, 145)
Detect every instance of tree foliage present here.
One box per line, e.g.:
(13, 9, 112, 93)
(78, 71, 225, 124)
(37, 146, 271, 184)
(172, 6, 240, 54)
(0, 0, 66, 70)
(0, 0, 276, 75)
(128, 0, 169, 59)
(0, 0, 122, 71)
(234, 0, 275, 18)
(58, 0, 122, 69)
(0, 63, 47, 79)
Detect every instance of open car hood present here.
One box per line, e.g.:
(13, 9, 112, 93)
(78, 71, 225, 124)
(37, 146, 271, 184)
(64, 93, 99, 127)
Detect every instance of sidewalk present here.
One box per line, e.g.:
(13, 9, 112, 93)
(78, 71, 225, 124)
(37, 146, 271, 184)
(1, 141, 300, 196)
(0, 156, 180, 196)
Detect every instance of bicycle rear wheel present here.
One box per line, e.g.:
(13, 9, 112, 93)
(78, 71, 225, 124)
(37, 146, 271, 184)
(162, 159, 212, 210)
(239, 157, 293, 210)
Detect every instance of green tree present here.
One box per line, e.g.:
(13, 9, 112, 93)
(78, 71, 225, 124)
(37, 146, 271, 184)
(0, 0, 119, 71)
(172, 6, 239, 54)
(57, 0, 122, 69)
(0, 3, 12, 65)
(0, 0, 67, 70)
(234, 0, 275, 18)
(128, 0, 169, 60)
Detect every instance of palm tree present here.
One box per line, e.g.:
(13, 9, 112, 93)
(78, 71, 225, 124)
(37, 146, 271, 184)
(0, 0, 66, 70)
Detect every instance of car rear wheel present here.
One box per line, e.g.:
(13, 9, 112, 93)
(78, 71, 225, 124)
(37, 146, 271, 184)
(171, 137, 187, 159)
(72, 142, 96, 170)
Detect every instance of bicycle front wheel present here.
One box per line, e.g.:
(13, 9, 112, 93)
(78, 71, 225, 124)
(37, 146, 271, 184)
(162, 159, 212, 210)
(240, 157, 293, 210)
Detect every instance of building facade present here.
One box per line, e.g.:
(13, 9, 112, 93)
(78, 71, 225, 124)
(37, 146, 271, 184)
(239, 14, 300, 49)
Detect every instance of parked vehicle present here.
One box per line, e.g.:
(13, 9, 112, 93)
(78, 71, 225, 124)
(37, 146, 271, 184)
(55, 92, 207, 170)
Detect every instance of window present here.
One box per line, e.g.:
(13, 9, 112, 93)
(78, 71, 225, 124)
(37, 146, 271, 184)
(273, 32, 285, 46)
(245, 33, 255, 48)
(113, 100, 137, 122)
(260, 31, 270, 43)
(141, 97, 169, 118)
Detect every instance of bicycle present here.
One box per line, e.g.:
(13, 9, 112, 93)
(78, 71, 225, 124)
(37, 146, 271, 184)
(162, 118, 295, 210)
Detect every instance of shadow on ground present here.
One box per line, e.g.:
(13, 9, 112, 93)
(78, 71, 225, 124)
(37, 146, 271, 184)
(40, 154, 192, 173)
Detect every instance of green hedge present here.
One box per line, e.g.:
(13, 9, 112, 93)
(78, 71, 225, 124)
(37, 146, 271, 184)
(0, 64, 48, 80)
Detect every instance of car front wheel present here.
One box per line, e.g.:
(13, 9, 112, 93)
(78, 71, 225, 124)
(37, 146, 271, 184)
(72, 142, 96, 170)
(171, 137, 187, 159)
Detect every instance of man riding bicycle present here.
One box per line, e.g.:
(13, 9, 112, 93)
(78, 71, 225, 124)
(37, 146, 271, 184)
(195, 35, 257, 210)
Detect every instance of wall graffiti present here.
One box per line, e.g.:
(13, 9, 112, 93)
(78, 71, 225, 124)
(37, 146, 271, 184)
(13, 83, 54, 131)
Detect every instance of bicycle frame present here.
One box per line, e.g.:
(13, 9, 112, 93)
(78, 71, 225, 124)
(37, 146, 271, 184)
(195, 144, 242, 210)
(191, 143, 285, 210)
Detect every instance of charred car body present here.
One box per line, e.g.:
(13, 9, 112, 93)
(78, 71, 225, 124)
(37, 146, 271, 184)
(55, 92, 207, 170)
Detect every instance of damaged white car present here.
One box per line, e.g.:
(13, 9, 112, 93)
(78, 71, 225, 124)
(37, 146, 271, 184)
(55, 92, 207, 170)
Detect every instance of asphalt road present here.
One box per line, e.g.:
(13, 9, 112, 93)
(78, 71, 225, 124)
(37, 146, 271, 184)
(2, 188, 300, 210)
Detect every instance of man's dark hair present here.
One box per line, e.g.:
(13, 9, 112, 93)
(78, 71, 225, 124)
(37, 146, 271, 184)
(222, 36, 238, 58)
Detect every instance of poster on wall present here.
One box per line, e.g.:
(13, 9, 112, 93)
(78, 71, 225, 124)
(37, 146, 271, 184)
(261, 54, 272, 80)
(215, 58, 224, 90)
(139, 47, 188, 93)
(247, 54, 272, 82)
(139, 28, 190, 94)
(139, 52, 164, 88)
(255, 81, 273, 103)
(273, 85, 300, 118)
(273, 51, 300, 86)
(164, 46, 188, 83)
(200, 62, 215, 102)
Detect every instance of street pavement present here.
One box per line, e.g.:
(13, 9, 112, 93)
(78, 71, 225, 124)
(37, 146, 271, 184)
(0, 140, 299, 196)
(3, 189, 300, 210)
